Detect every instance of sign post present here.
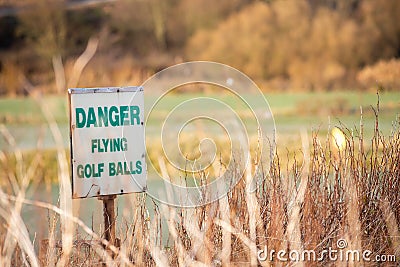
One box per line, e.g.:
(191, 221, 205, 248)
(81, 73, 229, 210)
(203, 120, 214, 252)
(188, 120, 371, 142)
(100, 195, 116, 248)
(68, 86, 146, 251)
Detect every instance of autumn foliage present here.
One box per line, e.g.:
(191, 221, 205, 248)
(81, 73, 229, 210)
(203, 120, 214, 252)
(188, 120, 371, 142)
(0, 0, 399, 94)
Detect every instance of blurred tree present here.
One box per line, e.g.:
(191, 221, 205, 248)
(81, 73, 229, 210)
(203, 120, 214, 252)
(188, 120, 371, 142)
(17, 0, 66, 93)
(0, 57, 23, 96)
(1, 0, 399, 93)
(149, 0, 167, 49)
(307, 0, 361, 16)
(186, 1, 312, 81)
(108, 0, 168, 51)
(359, 0, 400, 61)
(174, 0, 249, 37)
(357, 59, 400, 91)
(108, 0, 252, 54)
(18, 0, 65, 61)
(65, 7, 105, 55)
(0, 15, 18, 49)
(186, 0, 400, 90)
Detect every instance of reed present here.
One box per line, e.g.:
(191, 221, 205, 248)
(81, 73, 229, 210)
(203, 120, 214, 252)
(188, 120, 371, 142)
(0, 99, 399, 266)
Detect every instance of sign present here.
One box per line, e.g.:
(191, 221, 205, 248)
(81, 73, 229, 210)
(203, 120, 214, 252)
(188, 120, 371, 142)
(68, 87, 146, 198)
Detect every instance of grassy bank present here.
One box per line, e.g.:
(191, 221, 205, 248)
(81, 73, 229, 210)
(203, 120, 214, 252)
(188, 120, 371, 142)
(0, 96, 399, 265)
(0, 91, 399, 124)
(0, 91, 399, 154)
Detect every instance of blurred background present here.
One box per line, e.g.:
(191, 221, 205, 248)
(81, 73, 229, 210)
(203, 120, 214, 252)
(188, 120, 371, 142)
(0, 0, 399, 95)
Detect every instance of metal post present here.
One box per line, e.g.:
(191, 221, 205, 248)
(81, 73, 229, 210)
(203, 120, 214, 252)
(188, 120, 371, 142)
(100, 195, 117, 248)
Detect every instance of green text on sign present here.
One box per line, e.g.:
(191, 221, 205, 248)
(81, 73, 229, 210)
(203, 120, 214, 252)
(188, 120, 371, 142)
(76, 160, 143, 178)
(75, 105, 140, 128)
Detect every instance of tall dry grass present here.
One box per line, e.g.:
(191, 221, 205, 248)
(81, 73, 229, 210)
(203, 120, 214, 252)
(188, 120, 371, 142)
(0, 96, 399, 266)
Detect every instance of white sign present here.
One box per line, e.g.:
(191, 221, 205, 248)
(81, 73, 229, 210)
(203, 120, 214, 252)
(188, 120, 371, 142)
(68, 87, 146, 198)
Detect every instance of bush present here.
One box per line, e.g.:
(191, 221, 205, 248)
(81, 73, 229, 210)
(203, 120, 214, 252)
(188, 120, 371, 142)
(357, 59, 400, 91)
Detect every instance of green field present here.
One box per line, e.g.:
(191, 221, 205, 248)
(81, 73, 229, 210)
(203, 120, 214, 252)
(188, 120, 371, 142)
(0, 91, 398, 151)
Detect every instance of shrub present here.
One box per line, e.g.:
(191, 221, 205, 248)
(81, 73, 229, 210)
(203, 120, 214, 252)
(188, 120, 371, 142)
(357, 59, 400, 91)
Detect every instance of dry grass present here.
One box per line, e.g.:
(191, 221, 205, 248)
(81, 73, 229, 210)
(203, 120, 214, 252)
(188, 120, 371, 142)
(0, 97, 399, 266)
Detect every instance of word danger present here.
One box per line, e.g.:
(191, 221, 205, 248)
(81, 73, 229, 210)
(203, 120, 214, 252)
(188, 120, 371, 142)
(77, 161, 143, 178)
(75, 105, 141, 128)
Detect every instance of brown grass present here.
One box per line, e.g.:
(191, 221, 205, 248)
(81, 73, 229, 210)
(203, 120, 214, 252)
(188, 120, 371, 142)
(0, 98, 399, 266)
